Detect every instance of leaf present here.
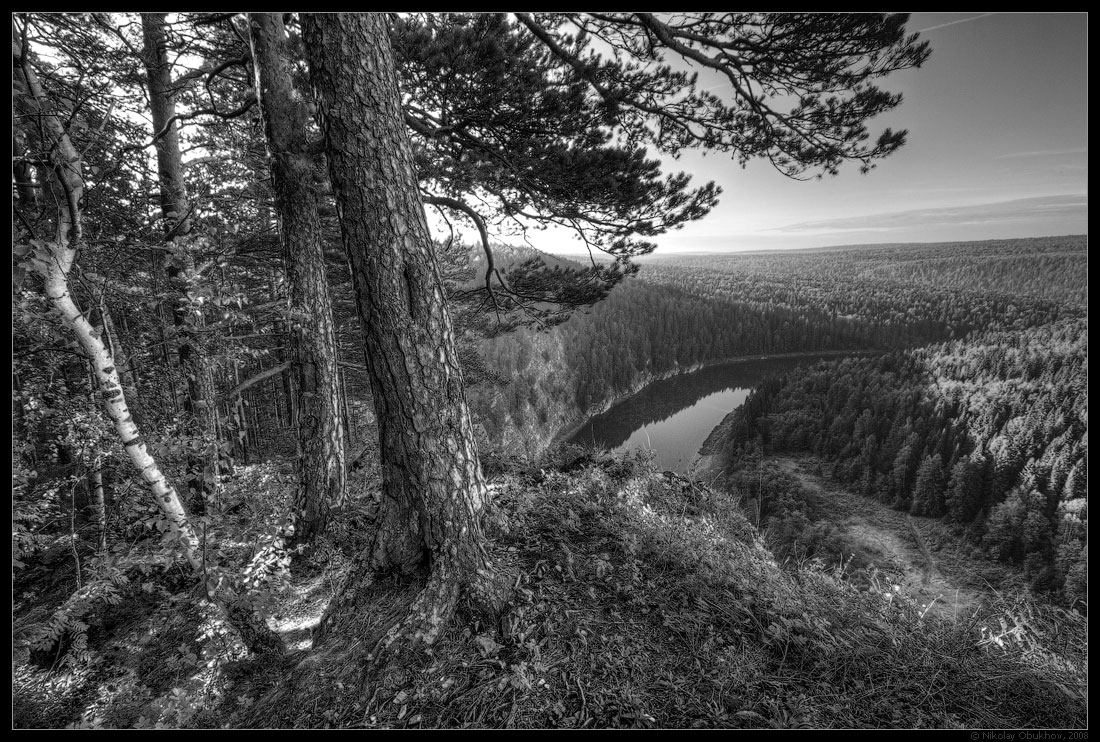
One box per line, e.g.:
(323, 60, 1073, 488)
(475, 633, 503, 658)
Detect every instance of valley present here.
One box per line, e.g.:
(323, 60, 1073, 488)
(12, 11, 1087, 729)
(764, 456, 993, 621)
(562, 351, 868, 472)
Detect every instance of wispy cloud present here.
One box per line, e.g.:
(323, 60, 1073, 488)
(994, 147, 1088, 160)
(771, 195, 1087, 235)
(918, 13, 996, 33)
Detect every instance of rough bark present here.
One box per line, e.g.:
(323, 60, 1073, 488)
(301, 12, 498, 652)
(248, 13, 347, 547)
(141, 12, 217, 514)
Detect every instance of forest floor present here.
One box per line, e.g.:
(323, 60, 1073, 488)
(13, 453, 1087, 729)
(769, 456, 1004, 623)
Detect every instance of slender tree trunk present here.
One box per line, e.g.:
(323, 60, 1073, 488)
(148, 248, 179, 414)
(100, 301, 141, 419)
(12, 115, 38, 208)
(16, 73, 200, 574)
(141, 12, 216, 515)
(89, 454, 107, 554)
(233, 394, 249, 463)
(141, 13, 191, 237)
(14, 25, 281, 657)
(302, 12, 498, 653)
(249, 12, 347, 547)
(248, 387, 262, 449)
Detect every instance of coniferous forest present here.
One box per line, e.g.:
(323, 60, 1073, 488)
(12, 12, 1087, 730)
(725, 318, 1087, 604)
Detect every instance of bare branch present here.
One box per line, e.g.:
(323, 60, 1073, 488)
(149, 92, 257, 145)
(222, 361, 290, 400)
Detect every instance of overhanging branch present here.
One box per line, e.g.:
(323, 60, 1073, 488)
(223, 361, 290, 400)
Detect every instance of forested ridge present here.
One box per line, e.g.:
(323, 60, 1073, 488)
(721, 317, 1087, 606)
(12, 10, 1087, 730)
(466, 235, 1085, 458)
(468, 273, 877, 456)
(643, 237, 1084, 343)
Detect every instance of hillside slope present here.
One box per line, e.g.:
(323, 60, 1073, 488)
(15, 454, 1087, 729)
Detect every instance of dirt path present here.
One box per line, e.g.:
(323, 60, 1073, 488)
(689, 410, 739, 486)
(772, 456, 991, 622)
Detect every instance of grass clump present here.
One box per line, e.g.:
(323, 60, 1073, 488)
(15, 453, 1086, 728)
(233, 452, 1085, 729)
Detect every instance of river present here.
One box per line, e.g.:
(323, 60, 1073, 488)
(566, 353, 855, 473)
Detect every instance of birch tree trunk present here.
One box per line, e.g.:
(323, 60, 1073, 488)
(13, 25, 281, 657)
(14, 29, 201, 571)
(301, 12, 500, 652)
(249, 12, 347, 547)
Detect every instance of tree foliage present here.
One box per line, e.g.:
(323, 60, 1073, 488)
(13, 8, 934, 679)
(396, 12, 929, 320)
(727, 318, 1087, 604)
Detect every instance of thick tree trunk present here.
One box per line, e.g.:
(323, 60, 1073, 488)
(249, 13, 347, 547)
(301, 12, 497, 651)
(141, 12, 217, 514)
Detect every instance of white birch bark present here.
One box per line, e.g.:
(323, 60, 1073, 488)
(14, 27, 201, 571)
(14, 24, 282, 656)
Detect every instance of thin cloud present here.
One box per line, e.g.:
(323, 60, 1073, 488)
(917, 13, 996, 33)
(771, 195, 1087, 235)
(994, 147, 1088, 160)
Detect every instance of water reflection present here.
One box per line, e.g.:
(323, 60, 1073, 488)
(568, 354, 846, 473)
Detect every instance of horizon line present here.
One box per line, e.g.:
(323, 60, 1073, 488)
(541, 233, 1088, 259)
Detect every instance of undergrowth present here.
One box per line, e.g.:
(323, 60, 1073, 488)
(13, 453, 1088, 728)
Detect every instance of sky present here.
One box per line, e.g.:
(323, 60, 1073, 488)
(502, 12, 1088, 256)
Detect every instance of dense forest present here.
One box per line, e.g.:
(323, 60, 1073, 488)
(720, 318, 1087, 606)
(466, 236, 1086, 457)
(12, 10, 1086, 730)
(643, 237, 1084, 342)
(469, 274, 874, 455)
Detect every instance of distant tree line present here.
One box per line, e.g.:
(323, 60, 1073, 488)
(642, 237, 1084, 346)
(467, 236, 1085, 457)
(469, 275, 880, 454)
(853, 237, 1087, 308)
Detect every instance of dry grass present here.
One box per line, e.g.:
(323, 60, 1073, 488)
(13, 453, 1087, 728)
(230, 452, 1086, 729)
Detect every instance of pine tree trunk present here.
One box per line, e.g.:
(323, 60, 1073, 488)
(249, 12, 347, 546)
(141, 12, 216, 514)
(302, 12, 497, 651)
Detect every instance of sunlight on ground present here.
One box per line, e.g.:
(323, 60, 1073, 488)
(268, 576, 331, 652)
